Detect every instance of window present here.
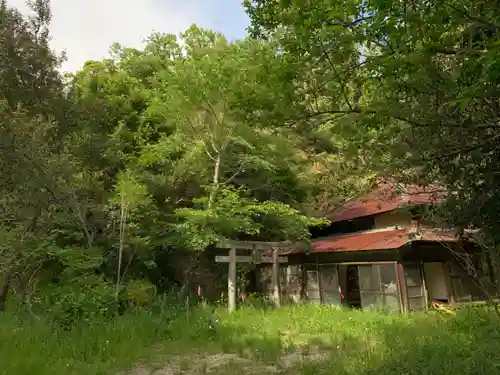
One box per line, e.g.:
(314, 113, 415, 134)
(281, 265, 302, 302)
(305, 264, 341, 305)
(315, 215, 376, 237)
(358, 263, 402, 312)
(305, 265, 321, 303)
(318, 265, 341, 305)
(404, 264, 426, 311)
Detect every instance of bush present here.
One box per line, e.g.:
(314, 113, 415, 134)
(120, 279, 157, 308)
(43, 275, 118, 329)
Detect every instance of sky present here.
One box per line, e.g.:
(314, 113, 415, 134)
(8, 0, 250, 73)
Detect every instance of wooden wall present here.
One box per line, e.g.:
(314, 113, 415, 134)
(374, 210, 412, 229)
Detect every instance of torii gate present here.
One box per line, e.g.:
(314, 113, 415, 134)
(215, 240, 291, 312)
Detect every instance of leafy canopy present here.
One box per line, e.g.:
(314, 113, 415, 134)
(245, 0, 500, 238)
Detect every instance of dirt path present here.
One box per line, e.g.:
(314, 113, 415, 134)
(129, 347, 330, 375)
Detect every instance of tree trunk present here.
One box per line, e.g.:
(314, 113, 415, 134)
(208, 153, 221, 209)
(181, 153, 221, 299)
(0, 276, 11, 312)
(182, 149, 222, 299)
(116, 197, 128, 298)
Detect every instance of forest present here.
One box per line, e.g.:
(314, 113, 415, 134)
(1, 1, 500, 374)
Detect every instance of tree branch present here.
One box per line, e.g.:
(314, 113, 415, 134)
(70, 191, 93, 248)
(184, 114, 217, 161)
(324, 15, 373, 29)
(425, 132, 500, 161)
(444, 2, 500, 31)
(317, 38, 353, 111)
(222, 161, 246, 185)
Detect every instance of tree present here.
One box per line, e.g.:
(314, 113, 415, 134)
(1, 1, 355, 315)
(0, 0, 105, 314)
(0, 0, 66, 311)
(62, 26, 333, 298)
(245, 0, 500, 238)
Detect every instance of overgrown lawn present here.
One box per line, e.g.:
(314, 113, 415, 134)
(1, 304, 499, 375)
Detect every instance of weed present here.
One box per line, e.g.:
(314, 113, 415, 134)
(0, 303, 499, 375)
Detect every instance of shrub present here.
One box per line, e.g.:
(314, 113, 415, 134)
(120, 279, 157, 308)
(43, 275, 118, 329)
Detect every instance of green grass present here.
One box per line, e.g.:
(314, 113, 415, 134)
(1, 304, 499, 375)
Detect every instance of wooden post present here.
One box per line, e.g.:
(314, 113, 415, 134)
(228, 247, 236, 313)
(396, 263, 407, 314)
(272, 247, 281, 307)
(216, 240, 290, 312)
(420, 261, 429, 310)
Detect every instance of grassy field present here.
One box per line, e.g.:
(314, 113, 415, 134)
(1, 303, 499, 375)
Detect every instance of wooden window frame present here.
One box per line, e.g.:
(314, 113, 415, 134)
(304, 263, 322, 304)
(357, 261, 403, 313)
(402, 262, 428, 312)
(317, 263, 341, 305)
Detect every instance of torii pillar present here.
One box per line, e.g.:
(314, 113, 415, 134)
(215, 240, 290, 312)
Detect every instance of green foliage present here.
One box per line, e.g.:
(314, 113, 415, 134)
(69, 25, 330, 258)
(245, 0, 500, 240)
(1, 304, 499, 375)
(43, 275, 118, 329)
(0, 0, 63, 114)
(0, 0, 365, 317)
(3, 5, 500, 375)
(172, 187, 327, 251)
(121, 279, 157, 307)
(113, 171, 150, 207)
(48, 246, 104, 271)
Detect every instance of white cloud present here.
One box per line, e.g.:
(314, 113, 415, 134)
(7, 0, 203, 72)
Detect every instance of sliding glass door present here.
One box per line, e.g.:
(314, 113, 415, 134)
(305, 264, 341, 305)
(357, 262, 402, 312)
(403, 263, 427, 311)
(318, 264, 341, 305)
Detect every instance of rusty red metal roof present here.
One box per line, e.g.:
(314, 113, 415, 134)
(308, 227, 458, 253)
(326, 181, 445, 223)
(311, 228, 408, 253)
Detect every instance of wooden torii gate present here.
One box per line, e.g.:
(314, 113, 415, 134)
(215, 240, 291, 312)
